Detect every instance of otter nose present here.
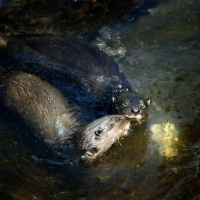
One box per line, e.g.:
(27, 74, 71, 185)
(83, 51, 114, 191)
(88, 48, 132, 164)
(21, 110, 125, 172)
(130, 108, 140, 114)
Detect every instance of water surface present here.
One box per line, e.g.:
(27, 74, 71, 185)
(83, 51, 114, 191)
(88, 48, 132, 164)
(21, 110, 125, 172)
(0, 0, 200, 199)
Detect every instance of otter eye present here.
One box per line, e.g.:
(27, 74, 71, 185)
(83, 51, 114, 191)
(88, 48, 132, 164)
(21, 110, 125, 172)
(141, 105, 146, 109)
(122, 101, 128, 106)
(94, 130, 103, 137)
(112, 96, 117, 102)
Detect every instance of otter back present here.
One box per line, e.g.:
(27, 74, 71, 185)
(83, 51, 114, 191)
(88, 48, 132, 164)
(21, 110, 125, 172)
(9, 36, 131, 96)
(4, 73, 81, 141)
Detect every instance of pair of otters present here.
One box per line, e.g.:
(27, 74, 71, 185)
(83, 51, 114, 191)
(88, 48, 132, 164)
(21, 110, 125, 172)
(2, 36, 150, 164)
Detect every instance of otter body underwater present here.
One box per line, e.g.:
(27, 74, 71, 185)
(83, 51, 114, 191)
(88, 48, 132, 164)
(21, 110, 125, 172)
(0, 36, 150, 163)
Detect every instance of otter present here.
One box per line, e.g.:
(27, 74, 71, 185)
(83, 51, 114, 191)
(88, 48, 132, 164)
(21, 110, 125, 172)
(3, 72, 130, 163)
(112, 91, 150, 124)
(74, 115, 130, 163)
(4, 36, 150, 121)
(0, 36, 150, 162)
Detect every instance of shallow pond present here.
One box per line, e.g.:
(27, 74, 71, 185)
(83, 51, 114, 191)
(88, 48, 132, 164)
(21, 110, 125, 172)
(0, 0, 200, 199)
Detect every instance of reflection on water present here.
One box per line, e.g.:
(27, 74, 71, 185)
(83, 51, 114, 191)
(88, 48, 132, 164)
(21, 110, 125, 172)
(0, 0, 200, 199)
(151, 122, 178, 157)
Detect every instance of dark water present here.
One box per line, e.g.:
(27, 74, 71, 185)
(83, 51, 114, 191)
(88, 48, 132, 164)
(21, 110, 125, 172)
(0, 0, 200, 199)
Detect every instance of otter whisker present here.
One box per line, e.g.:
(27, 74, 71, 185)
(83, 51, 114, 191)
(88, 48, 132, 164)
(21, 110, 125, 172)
(129, 128, 133, 132)
(117, 138, 123, 147)
(126, 131, 130, 136)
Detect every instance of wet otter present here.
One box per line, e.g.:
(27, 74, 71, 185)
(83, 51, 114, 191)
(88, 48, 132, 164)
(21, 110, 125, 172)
(3, 72, 131, 163)
(75, 115, 130, 162)
(3, 36, 150, 121)
(0, 36, 150, 162)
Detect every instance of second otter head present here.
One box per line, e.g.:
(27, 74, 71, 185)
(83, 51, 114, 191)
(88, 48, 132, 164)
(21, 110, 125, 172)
(74, 115, 130, 164)
(112, 91, 150, 124)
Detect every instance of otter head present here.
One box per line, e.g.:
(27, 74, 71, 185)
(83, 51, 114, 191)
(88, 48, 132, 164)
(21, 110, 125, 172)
(112, 91, 150, 124)
(74, 115, 130, 164)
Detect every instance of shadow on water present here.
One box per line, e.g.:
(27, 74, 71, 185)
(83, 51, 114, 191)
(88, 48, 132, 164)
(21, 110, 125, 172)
(0, 0, 144, 36)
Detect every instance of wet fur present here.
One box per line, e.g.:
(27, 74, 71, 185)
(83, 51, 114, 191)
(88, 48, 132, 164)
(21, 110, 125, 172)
(3, 73, 131, 163)
(74, 115, 130, 163)
(4, 73, 81, 141)
(0, 36, 150, 163)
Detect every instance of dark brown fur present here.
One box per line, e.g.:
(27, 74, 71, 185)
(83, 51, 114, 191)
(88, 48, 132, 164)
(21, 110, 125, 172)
(112, 91, 150, 123)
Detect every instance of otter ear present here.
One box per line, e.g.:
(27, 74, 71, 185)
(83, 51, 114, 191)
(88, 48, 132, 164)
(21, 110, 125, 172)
(112, 95, 117, 102)
(146, 98, 151, 106)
